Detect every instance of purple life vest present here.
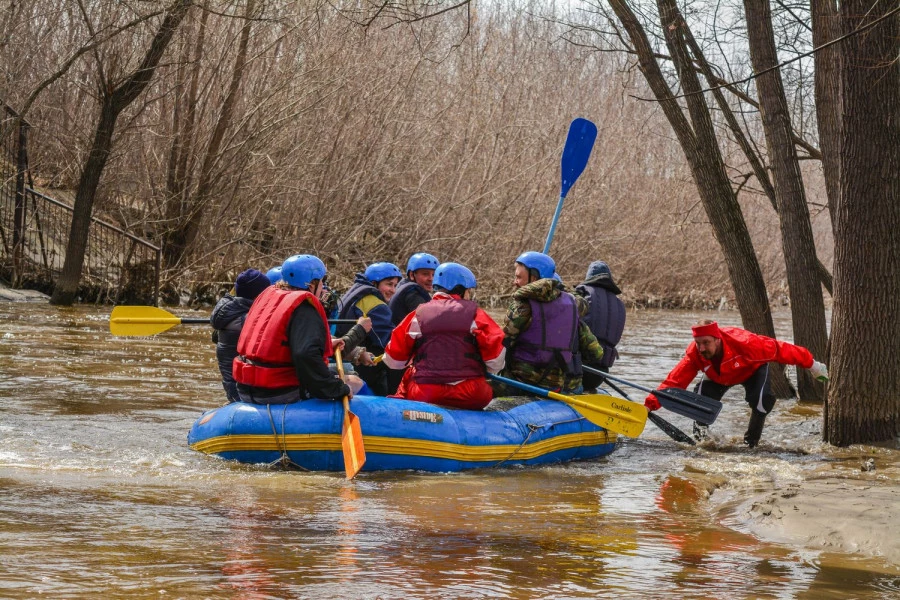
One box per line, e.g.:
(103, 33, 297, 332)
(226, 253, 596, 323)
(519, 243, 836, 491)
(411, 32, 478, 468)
(576, 284, 625, 368)
(512, 293, 582, 377)
(412, 299, 484, 384)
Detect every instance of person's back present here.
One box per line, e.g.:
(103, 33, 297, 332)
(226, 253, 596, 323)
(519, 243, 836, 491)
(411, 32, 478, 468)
(575, 260, 626, 390)
(210, 269, 270, 402)
(384, 263, 505, 410)
(233, 254, 351, 404)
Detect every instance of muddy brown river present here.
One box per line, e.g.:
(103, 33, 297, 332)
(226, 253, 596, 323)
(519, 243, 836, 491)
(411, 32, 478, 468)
(1, 302, 897, 598)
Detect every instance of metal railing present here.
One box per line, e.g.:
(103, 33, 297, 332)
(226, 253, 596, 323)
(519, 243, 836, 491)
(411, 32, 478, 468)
(1, 100, 160, 304)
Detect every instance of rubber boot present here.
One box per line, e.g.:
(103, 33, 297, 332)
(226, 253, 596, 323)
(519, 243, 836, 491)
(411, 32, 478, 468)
(692, 421, 709, 442)
(744, 411, 766, 448)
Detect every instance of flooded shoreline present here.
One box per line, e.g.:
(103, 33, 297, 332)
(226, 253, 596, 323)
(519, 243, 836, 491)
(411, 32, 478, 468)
(1, 302, 897, 597)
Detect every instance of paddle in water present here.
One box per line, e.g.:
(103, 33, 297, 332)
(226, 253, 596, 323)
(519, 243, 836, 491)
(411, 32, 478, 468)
(488, 373, 647, 438)
(600, 372, 723, 425)
(543, 117, 598, 254)
(583, 366, 694, 445)
(334, 347, 365, 479)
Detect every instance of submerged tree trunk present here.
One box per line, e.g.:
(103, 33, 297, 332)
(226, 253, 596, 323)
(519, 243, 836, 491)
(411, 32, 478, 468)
(826, 0, 900, 445)
(608, 0, 793, 397)
(50, 0, 194, 305)
(743, 0, 828, 402)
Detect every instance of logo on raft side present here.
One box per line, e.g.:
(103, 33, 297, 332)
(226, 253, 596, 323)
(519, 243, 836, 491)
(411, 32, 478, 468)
(403, 410, 444, 424)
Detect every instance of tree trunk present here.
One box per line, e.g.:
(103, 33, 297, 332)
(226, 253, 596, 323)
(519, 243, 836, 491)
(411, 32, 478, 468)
(610, 0, 793, 396)
(684, 29, 834, 299)
(50, 0, 194, 305)
(826, 0, 900, 445)
(811, 0, 842, 231)
(743, 0, 828, 402)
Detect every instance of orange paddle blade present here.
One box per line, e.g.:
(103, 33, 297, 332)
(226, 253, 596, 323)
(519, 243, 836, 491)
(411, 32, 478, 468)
(341, 396, 366, 479)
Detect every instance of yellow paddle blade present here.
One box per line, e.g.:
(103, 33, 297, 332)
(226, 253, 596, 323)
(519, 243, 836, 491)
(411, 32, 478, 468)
(109, 305, 210, 336)
(342, 397, 366, 479)
(335, 347, 366, 478)
(110, 306, 182, 337)
(548, 391, 648, 438)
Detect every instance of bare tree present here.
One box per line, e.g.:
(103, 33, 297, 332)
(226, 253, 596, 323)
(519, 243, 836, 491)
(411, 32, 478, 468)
(743, 0, 827, 401)
(50, 0, 194, 305)
(601, 0, 795, 396)
(161, 0, 257, 272)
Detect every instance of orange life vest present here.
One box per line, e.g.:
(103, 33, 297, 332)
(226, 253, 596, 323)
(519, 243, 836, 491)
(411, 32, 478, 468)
(232, 286, 332, 389)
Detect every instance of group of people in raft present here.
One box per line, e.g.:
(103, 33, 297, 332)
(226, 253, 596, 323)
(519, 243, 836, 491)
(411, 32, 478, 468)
(211, 251, 829, 447)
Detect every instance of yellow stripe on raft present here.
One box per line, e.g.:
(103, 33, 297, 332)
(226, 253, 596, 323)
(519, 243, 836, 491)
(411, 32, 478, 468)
(191, 430, 616, 461)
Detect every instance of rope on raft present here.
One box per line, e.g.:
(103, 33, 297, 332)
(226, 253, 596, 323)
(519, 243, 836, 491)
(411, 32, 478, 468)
(265, 403, 308, 471)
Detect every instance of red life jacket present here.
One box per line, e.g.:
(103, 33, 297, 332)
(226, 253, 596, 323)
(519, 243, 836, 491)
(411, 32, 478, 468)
(232, 286, 332, 389)
(412, 298, 484, 384)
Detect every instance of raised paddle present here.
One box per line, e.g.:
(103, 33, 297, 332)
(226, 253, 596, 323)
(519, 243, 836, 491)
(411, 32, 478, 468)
(543, 117, 598, 253)
(599, 372, 723, 426)
(582, 366, 694, 445)
(334, 346, 365, 479)
(487, 373, 647, 438)
(109, 305, 356, 337)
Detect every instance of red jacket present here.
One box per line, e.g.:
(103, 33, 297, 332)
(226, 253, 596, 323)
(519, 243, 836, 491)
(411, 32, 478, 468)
(657, 326, 814, 391)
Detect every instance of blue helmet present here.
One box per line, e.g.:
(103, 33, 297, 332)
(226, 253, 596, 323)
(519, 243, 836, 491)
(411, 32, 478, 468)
(515, 251, 556, 280)
(281, 254, 326, 289)
(406, 252, 440, 274)
(266, 266, 283, 285)
(552, 272, 562, 282)
(364, 262, 403, 283)
(433, 262, 477, 292)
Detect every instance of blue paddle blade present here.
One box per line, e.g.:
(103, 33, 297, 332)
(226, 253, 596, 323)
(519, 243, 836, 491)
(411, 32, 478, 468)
(560, 118, 597, 198)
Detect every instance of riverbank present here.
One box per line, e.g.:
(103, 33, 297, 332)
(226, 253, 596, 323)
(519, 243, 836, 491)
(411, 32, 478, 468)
(684, 400, 900, 568)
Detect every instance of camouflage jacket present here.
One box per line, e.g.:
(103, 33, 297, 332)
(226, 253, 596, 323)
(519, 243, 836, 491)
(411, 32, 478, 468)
(498, 278, 603, 393)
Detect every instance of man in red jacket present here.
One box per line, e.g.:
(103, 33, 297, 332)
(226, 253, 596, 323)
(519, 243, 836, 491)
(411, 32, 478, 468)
(383, 262, 505, 410)
(645, 320, 829, 447)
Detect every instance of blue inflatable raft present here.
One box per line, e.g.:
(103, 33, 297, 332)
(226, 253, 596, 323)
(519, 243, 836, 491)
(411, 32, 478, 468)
(188, 395, 617, 473)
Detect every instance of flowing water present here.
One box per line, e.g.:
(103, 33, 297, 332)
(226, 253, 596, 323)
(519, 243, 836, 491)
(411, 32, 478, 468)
(1, 302, 898, 598)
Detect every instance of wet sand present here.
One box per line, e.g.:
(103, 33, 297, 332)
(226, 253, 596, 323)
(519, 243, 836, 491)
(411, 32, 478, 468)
(688, 400, 900, 568)
(741, 476, 899, 565)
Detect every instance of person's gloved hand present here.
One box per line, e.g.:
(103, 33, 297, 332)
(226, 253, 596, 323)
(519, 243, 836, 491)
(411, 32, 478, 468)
(644, 393, 661, 411)
(809, 360, 829, 382)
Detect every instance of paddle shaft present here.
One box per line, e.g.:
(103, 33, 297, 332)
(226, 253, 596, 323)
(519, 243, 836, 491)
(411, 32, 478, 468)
(543, 193, 566, 254)
(112, 316, 356, 325)
(487, 373, 647, 437)
(583, 366, 695, 445)
(601, 372, 701, 409)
